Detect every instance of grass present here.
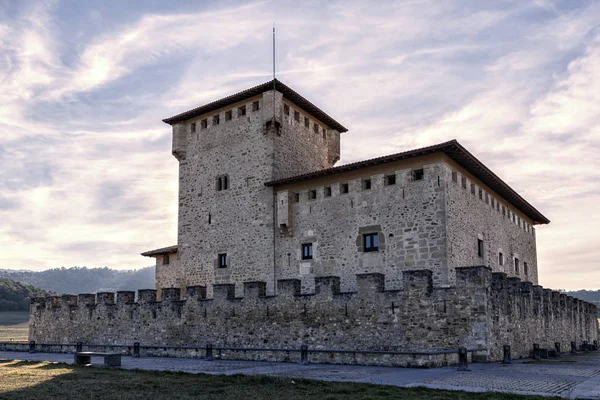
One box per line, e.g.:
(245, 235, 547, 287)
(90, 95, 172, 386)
(0, 311, 29, 342)
(0, 359, 548, 400)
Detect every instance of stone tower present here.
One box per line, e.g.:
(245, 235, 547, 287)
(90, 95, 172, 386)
(162, 80, 347, 295)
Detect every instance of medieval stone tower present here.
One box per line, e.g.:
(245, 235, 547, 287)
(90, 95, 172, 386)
(161, 80, 346, 296)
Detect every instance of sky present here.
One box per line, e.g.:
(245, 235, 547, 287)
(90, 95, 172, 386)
(0, 0, 598, 290)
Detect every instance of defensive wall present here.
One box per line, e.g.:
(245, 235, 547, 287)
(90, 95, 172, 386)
(28, 266, 598, 367)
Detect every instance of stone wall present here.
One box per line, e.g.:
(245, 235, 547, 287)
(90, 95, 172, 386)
(29, 266, 597, 366)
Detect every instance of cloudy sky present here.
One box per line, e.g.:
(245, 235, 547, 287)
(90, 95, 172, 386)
(0, 0, 598, 289)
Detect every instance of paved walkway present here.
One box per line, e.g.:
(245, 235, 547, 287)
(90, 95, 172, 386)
(3, 350, 600, 398)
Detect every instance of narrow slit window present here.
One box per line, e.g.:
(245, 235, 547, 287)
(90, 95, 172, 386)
(304, 117, 310, 128)
(452, 171, 457, 182)
(225, 110, 232, 121)
(471, 183, 476, 194)
(313, 123, 319, 133)
(294, 111, 300, 122)
(213, 115, 220, 125)
(163, 254, 170, 265)
(499, 252, 503, 266)
(283, 104, 289, 115)
(302, 243, 313, 260)
(238, 105, 246, 117)
(514, 257, 520, 274)
(461, 176, 467, 189)
(363, 179, 371, 190)
(201, 119, 208, 129)
(218, 253, 227, 268)
(478, 188, 483, 200)
(324, 186, 331, 197)
(477, 239, 484, 258)
(294, 193, 300, 203)
(190, 122, 196, 133)
(341, 183, 349, 194)
(524, 262, 528, 275)
(385, 174, 396, 185)
(363, 233, 379, 252)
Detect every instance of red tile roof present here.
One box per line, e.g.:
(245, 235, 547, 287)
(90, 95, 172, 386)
(162, 79, 348, 133)
(265, 140, 550, 225)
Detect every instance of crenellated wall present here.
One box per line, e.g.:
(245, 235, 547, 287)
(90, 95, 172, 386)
(29, 266, 597, 366)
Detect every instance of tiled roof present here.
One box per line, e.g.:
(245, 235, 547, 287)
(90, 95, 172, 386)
(141, 245, 178, 257)
(265, 140, 550, 225)
(162, 79, 348, 133)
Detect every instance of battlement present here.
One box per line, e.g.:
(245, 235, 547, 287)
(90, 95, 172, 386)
(29, 266, 598, 366)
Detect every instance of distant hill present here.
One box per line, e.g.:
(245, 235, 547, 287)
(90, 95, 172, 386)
(564, 290, 600, 316)
(0, 266, 155, 295)
(0, 278, 49, 311)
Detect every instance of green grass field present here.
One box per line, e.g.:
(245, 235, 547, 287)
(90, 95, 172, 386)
(0, 311, 29, 342)
(0, 360, 545, 400)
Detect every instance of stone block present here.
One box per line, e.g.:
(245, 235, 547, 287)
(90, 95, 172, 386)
(61, 295, 77, 307)
(213, 284, 235, 301)
(117, 291, 135, 304)
(243, 281, 266, 298)
(491, 272, 507, 291)
(519, 282, 533, 294)
(315, 276, 340, 296)
(403, 269, 433, 294)
(277, 279, 301, 297)
(455, 266, 491, 287)
(186, 286, 207, 299)
(96, 292, 115, 305)
(78, 294, 96, 306)
(137, 290, 157, 304)
(161, 288, 181, 302)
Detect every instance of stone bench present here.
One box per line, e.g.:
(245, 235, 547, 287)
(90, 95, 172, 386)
(74, 352, 121, 367)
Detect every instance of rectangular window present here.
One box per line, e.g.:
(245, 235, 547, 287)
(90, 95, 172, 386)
(341, 183, 349, 194)
(471, 183, 475, 194)
(308, 189, 317, 200)
(313, 123, 319, 133)
(499, 252, 503, 266)
(191, 122, 196, 133)
(385, 174, 396, 185)
(524, 262, 528, 275)
(283, 104, 289, 115)
(362, 179, 371, 190)
(477, 239, 484, 258)
(294, 110, 300, 122)
(218, 253, 227, 268)
(452, 171, 458, 182)
(304, 117, 310, 128)
(485, 193, 489, 204)
(363, 233, 379, 252)
(412, 169, 424, 181)
(225, 110, 232, 121)
(294, 193, 300, 202)
(461, 176, 467, 189)
(502, 206, 506, 216)
(478, 188, 483, 200)
(201, 119, 208, 129)
(491, 198, 495, 208)
(514, 257, 519, 274)
(252, 101, 260, 111)
(324, 186, 331, 197)
(163, 254, 170, 265)
(213, 115, 220, 125)
(322, 130, 327, 140)
(238, 106, 246, 117)
(302, 243, 313, 260)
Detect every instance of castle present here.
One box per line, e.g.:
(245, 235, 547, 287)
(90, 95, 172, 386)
(143, 79, 544, 297)
(29, 80, 598, 365)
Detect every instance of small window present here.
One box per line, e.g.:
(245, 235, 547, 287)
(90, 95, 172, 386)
(302, 243, 313, 260)
(284, 104, 290, 115)
(313, 123, 319, 133)
(478, 189, 483, 200)
(385, 174, 396, 185)
(218, 253, 227, 268)
(201, 119, 208, 129)
(163, 254, 170, 265)
(461, 176, 467, 189)
(362, 179, 371, 190)
(514, 257, 519, 274)
(477, 239, 484, 258)
(452, 171, 457, 183)
(502, 206, 506, 216)
(524, 262, 528, 275)
(190, 122, 196, 133)
(498, 252, 503, 266)
(322, 130, 327, 140)
(322, 127, 326, 135)
(412, 169, 424, 181)
(252, 101, 260, 111)
(471, 183, 476, 194)
(216, 175, 229, 191)
(238, 106, 246, 117)
(324, 186, 331, 197)
(491, 198, 495, 208)
(225, 110, 232, 121)
(304, 117, 309, 128)
(213, 115, 220, 125)
(363, 233, 379, 252)
(294, 193, 300, 203)
(341, 183, 349, 194)
(485, 193, 489, 204)
(294, 111, 300, 122)
(308, 190, 317, 200)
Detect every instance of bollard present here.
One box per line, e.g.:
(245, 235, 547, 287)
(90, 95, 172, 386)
(133, 342, 140, 358)
(300, 344, 309, 365)
(457, 347, 469, 371)
(76, 342, 83, 353)
(206, 344, 213, 361)
(571, 341, 577, 354)
(533, 344, 540, 360)
(28, 340, 36, 354)
(554, 342, 561, 356)
(502, 345, 511, 364)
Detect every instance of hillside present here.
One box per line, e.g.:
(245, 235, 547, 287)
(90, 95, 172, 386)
(0, 278, 49, 311)
(0, 266, 155, 295)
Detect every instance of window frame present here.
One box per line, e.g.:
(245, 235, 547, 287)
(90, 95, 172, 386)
(301, 243, 313, 260)
(412, 169, 424, 181)
(385, 174, 396, 186)
(218, 253, 227, 268)
(163, 254, 170, 265)
(477, 239, 484, 258)
(363, 232, 379, 253)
